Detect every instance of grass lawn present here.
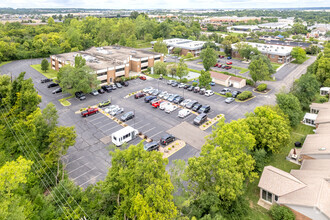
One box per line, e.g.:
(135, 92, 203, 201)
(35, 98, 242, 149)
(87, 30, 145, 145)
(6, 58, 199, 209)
(0, 61, 12, 67)
(232, 65, 249, 74)
(313, 94, 329, 104)
(271, 63, 282, 70)
(184, 56, 201, 61)
(187, 68, 201, 74)
(291, 56, 310, 64)
(136, 40, 151, 49)
(31, 64, 58, 79)
(59, 95, 74, 106)
(147, 73, 178, 81)
(244, 123, 314, 218)
(216, 51, 226, 56)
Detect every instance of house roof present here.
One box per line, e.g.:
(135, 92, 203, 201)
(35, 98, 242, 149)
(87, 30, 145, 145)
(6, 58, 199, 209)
(310, 102, 330, 111)
(304, 113, 318, 121)
(315, 123, 330, 134)
(229, 76, 245, 82)
(210, 71, 231, 81)
(300, 134, 330, 156)
(316, 108, 330, 124)
(301, 159, 330, 171)
(258, 166, 306, 196)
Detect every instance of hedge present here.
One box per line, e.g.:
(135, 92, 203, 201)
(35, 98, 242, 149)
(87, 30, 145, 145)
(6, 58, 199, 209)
(237, 91, 253, 101)
(226, 92, 232, 97)
(257, 83, 267, 91)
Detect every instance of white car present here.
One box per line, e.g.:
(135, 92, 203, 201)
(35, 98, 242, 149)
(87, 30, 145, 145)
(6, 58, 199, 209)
(163, 93, 172, 100)
(165, 104, 178, 113)
(178, 109, 191, 118)
(105, 105, 118, 113)
(109, 107, 124, 116)
(143, 87, 153, 93)
(180, 99, 191, 107)
(178, 83, 185, 88)
(159, 101, 171, 110)
(205, 90, 214, 97)
(159, 91, 168, 98)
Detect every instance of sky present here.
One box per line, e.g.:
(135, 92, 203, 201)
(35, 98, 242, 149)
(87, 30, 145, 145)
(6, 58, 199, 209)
(0, 0, 329, 9)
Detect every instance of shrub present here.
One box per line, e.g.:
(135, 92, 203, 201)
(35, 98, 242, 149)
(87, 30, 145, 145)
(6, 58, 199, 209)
(192, 82, 198, 87)
(319, 96, 328, 103)
(181, 78, 188, 83)
(237, 91, 253, 101)
(226, 92, 232, 97)
(269, 205, 295, 220)
(168, 147, 172, 151)
(246, 79, 254, 86)
(185, 52, 194, 59)
(257, 83, 267, 91)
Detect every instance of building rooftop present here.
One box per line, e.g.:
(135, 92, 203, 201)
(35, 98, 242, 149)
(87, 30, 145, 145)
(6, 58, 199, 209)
(258, 22, 291, 28)
(315, 124, 330, 134)
(310, 102, 330, 111)
(53, 46, 161, 70)
(301, 159, 330, 171)
(210, 71, 231, 81)
(300, 134, 330, 156)
(264, 40, 311, 48)
(316, 108, 330, 124)
(229, 76, 245, 82)
(232, 42, 293, 56)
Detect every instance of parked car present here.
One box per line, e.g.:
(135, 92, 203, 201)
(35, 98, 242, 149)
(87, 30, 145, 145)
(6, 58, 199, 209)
(98, 100, 111, 108)
(192, 103, 202, 112)
(199, 88, 206, 95)
(41, 78, 52, 83)
(121, 81, 129, 87)
(47, 82, 59, 88)
(98, 88, 105, 94)
(165, 104, 178, 113)
(168, 94, 179, 102)
(186, 100, 198, 109)
(81, 108, 98, 117)
(167, 80, 174, 85)
(225, 97, 235, 104)
(160, 134, 175, 145)
(115, 83, 122, 88)
(198, 105, 211, 114)
(217, 64, 223, 68)
(144, 96, 157, 103)
(205, 90, 214, 97)
(180, 99, 191, 107)
(226, 61, 232, 65)
(158, 91, 168, 98)
(220, 88, 231, 95)
(144, 142, 160, 152)
(101, 85, 112, 93)
(224, 66, 232, 70)
(193, 87, 200, 93)
(227, 56, 232, 59)
(187, 86, 194, 91)
(184, 84, 190, 89)
(178, 83, 185, 88)
(178, 109, 191, 118)
(120, 111, 134, 122)
(171, 82, 179, 87)
(90, 90, 99, 96)
(219, 55, 225, 58)
(152, 100, 164, 108)
(109, 106, 124, 116)
(52, 87, 62, 94)
(193, 113, 207, 125)
(152, 89, 161, 96)
(75, 91, 86, 101)
(214, 63, 220, 67)
(134, 93, 146, 99)
(110, 84, 116, 90)
(139, 76, 146, 80)
(173, 96, 184, 104)
(209, 82, 215, 86)
(143, 87, 153, 93)
(232, 91, 242, 98)
(163, 93, 172, 100)
(105, 105, 119, 113)
(150, 98, 160, 105)
(159, 101, 171, 110)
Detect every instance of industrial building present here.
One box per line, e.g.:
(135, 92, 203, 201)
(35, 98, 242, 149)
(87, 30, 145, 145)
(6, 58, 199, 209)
(51, 46, 163, 86)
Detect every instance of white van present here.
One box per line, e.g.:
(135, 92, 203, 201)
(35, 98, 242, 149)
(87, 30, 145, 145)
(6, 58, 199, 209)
(112, 126, 138, 146)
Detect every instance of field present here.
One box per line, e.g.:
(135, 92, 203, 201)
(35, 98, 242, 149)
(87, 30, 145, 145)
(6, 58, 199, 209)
(271, 63, 282, 70)
(30, 64, 58, 79)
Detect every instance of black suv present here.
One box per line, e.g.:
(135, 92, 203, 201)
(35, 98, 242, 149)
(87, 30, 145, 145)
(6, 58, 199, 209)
(160, 134, 175, 145)
(194, 113, 207, 125)
(184, 84, 190, 89)
(144, 142, 160, 151)
(186, 100, 198, 109)
(47, 82, 59, 88)
(101, 85, 112, 93)
(41, 78, 52, 83)
(198, 105, 211, 114)
(75, 91, 86, 101)
(232, 91, 242, 98)
(121, 81, 129, 87)
(173, 96, 184, 104)
(120, 111, 134, 122)
(192, 103, 202, 112)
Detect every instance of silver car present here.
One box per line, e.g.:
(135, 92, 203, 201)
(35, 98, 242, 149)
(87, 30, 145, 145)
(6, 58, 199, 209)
(225, 97, 235, 104)
(110, 107, 124, 116)
(180, 99, 191, 107)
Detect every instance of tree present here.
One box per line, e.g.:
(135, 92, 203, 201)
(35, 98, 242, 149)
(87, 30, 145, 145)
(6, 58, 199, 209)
(291, 23, 307, 34)
(305, 45, 320, 55)
(48, 17, 55, 26)
(291, 47, 307, 64)
(221, 40, 232, 56)
(198, 70, 212, 89)
(200, 46, 217, 71)
(46, 126, 76, 184)
(126, 34, 137, 48)
(291, 73, 320, 110)
(153, 61, 167, 76)
(130, 11, 139, 19)
(245, 106, 291, 153)
(119, 33, 127, 46)
(270, 205, 295, 220)
(237, 43, 260, 60)
(248, 57, 270, 84)
(74, 55, 86, 68)
(41, 58, 49, 73)
(176, 59, 188, 81)
(153, 39, 168, 55)
(173, 47, 182, 56)
(315, 57, 330, 85)
(144, 33, 153, 42)
(101, 144, 177, 219)
(168, 64, 177, 78)
(276, 93, 303, 127)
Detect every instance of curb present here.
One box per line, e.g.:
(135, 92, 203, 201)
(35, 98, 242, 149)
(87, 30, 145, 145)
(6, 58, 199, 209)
(200, 114, 224, 130)
(253, 88, 272, 94)
(235, 96, 256, 103)
(161, 140, 186, 158)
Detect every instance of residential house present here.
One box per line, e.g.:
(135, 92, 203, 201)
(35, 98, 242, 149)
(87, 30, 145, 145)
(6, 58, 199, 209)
(210, 71, 246, 88)
(320, 87, 330, 96)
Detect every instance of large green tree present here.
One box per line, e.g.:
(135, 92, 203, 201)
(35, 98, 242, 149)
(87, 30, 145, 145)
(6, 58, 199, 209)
(276, 93, 303, 127)
(176, 58, 188, 81)
(198, 70, 212, 89)
(315, 57, 330, 85)
(153, 39, 168, 55)
(291, 47, 307, 64)
(41, 58, 49, 73)
(248, 54, 275, 84)
(200, 46, 217, 71)
(153, 61, 167, 76)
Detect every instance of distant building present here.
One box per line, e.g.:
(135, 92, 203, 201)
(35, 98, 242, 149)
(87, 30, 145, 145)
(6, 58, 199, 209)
(310, 27, 328, 38)
(258, 22, 291, 30)
(51, 46, 163, 86)
(203, 16, 261, 25)
(263, 40, 311, 49)
(232, 42, 293, 64)
(227, 25, 260, 33)
(303, 102, 330, 127)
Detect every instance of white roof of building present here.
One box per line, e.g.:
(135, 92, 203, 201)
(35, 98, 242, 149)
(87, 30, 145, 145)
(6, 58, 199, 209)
(258, 22, 290, 29)
(232, 42, 293, 56)
(304, 112, 318, 121)
(228, 25, 260, 30)
(320, 87, 330, 91)
(151, 38, 207, 50)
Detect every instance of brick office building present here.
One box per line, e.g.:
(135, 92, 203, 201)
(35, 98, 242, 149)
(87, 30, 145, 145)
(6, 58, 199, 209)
(51, 46, 163, 86)
(232, 42, 293, 64)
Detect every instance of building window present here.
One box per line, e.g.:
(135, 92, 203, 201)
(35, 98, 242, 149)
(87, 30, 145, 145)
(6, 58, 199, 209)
(116, 67, 125, 72)
(262, 189, 273, 203)
(97, 72, 107, 76)
(141, 66, 148, 70)
(154, 57, 160, 61)
(141, 60, 148, 63)
(100, 79, 107, 84)
(305, 118, 315, 125)
(275, 195, 278, 202)
(271, 55, 275, 58)
(311, 109, 319, 114)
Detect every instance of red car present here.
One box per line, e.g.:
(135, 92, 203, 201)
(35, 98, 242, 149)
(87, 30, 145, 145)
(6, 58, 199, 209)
(224, 66, 232, 70)
(219, 55, 225, 58)
(214, 63, 219, 67)
(217, 64, 222, 68)
(226, 61, 232, 65)
(134, 92, 146, 99)
(152, 100, 164, 108)
(139, 76, 146, 80)
(81, 108, 98, 117)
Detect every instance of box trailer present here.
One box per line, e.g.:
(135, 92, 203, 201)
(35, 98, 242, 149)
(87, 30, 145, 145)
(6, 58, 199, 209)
(111, 126, 138, 146)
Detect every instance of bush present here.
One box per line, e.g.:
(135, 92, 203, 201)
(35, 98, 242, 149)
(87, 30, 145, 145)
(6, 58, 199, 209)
(168, 147, 172, 151)
(246, 79, 254, 86)
(257, 83, 267, 91)
(269, 205, 295, 220)
(237, 91, 253, 101)
(185, 52, 194, 59)
(226, 92, 232, 97)
(181, 78, 188, 83)
(192, 82, 198, 87)
(319, 96, 328, 103)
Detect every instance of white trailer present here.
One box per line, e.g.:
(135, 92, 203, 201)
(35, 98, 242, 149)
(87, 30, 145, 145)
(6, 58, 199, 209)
(111, 126, 138, 146)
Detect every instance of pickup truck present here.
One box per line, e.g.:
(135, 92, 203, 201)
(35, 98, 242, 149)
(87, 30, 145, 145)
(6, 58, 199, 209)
(81, 108, 99, 117)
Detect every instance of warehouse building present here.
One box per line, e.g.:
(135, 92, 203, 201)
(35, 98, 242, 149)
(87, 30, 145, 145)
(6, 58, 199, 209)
(51, 46, 163, 86)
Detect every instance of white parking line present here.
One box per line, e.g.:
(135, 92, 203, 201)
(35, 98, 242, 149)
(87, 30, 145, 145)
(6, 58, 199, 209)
(68, 162, 89, 175)
(149, 131, 163, 139)
(214, 96, 222, 101)
(103, 124, 121, 132)
(65, 156, 85, 166)
(73, 168, 96, 181)
(136, 123, 150, 130)
(143, 127, 156, 134)
(98, 121, 117, 129)
(79, 173, 102, 188)
(87, 115, 105, 123)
